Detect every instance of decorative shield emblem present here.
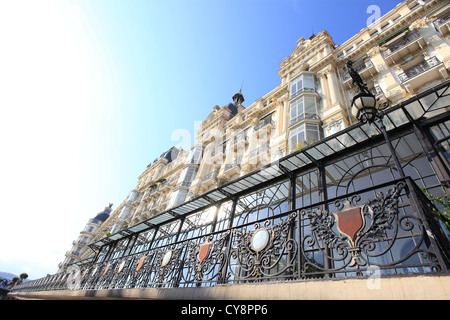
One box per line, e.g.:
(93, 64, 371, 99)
(161, 250, 173, 267)
(198, 242, 211, 264)
(117, 260, 126, 274)
(333, 206, 365, 247)
(251, 228, 270, 252)
(136, 255, 146, 272)
(102, 264, 110, 276)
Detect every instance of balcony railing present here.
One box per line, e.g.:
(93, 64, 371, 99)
(176, 181, 192, 188)
(203, 170, 218, 181)
(224, 162, 240, 171)
(249, 143, 270, 158)
(210, 146, 225, 157)
(254, 118, 275, 131)
(381, 30, 423, 59)
(370, 85, 383, 97)
(434, 13, 450, 29)
(398, 56, 441, 83)
(230, 134, 248, 146)
(14, 177, 449, 293)
(289, 113, 320, 126)
(342, 60, 374, 82)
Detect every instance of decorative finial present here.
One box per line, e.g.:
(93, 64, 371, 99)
(232, 82, 245, 105)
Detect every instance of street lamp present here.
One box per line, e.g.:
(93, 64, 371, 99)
(346, 61, 406, 178)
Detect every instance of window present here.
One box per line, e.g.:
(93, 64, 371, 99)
(169, 189, 188, 208)
(289, 123, 321, 151)
(189, 146, 203, 164)
(291, 74, 315, 98)
(290, 96, 318, 126)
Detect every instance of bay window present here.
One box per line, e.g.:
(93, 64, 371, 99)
(289, 123, 321, 152)
(290, 96, 319, 126)
(291, 73, 315, 98)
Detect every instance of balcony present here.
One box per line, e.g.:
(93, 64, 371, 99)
(289, 112, 319, 127)
(381, 30, 426, 65)
(249, 143, 270, 165)
(202, 170, 218, 182)
(201, 170, 219, 189)
(223, 162, 241, 177)
(176, 181, 192, 188)
(150, 201, 160, 210)
(159, 180, 171, 193)
(230, 134, 249, 151)
(210, 146, 226, 159)
(434, 13, 450, 37)
(254, 118, 275, 132)
(16, 177, 450, 299)
(342, 60, 377, 88)
(369, 85, 384, 97)
(398, 56, 447, 92)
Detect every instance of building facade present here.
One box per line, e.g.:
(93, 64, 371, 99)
(85, 0, 450, 253)
(58, 205, 111, 273)
(17, 0, 450, 297)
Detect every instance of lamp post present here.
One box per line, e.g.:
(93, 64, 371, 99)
(346, 61, 406, 178)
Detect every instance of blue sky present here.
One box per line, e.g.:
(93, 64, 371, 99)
(0, 0, 403, 279)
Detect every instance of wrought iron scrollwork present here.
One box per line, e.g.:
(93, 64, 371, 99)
(183, 231, 231, 285)
(229, 212, 297, 280)
(301, 181, 444, 275)
(149, 245, 186, 287)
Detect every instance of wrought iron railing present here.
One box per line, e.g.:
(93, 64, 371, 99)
(224, 162, 240, 171)
(381, 30, 423, 59)
(434, 13, 450, 29)
(398, 56, 441, 83)
(12, 177, 450, 293)
(342, 60, 374, 82)
(370, 85, 383, 97)
(290, 87, 316, 100)
(211, 146, 225, 157)
(289, 113, 320, 126)
(249, 143, 270, 158)
(202, 170, 218, 182)
(254, 118, 275, 131)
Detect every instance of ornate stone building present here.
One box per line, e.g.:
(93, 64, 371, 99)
(40, 0, 450, 296)
(58, 205, 112, 272)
